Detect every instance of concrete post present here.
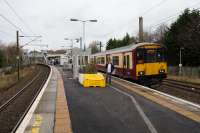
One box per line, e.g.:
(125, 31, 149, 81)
(139, 17, 143, 42)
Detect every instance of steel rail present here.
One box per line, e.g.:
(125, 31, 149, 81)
(101, 72, 200, 96)
(164, 79, 200, 89)
(0, 71, 41, 112)
(162, 79, 200, 94)
(11, 68, 49, 133)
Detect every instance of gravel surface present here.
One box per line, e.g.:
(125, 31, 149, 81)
(0, 65, 50, 133)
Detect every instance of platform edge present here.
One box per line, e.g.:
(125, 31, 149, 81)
(15, 65, 53, 133)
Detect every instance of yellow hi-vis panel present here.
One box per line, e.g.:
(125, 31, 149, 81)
(136, 62, 167, 76)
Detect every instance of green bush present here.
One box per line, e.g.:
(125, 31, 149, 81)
(79, 64, 97, 74)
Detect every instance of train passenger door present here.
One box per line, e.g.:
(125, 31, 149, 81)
(123, 54, 130, 77)
(123, 54, 126, 77)
(106, 54, 111, 63)
(106, 54, 110, 71)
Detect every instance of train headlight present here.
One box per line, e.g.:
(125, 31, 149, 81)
(159, 69, 165, 73)
(138, 71, 145, 76)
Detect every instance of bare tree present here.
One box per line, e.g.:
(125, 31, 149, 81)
(89, 41, 100, 54)
(152, 24, 168, 43)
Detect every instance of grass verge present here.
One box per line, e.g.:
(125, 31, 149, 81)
(0, 66, 36, 90)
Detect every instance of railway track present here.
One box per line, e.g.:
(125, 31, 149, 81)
(151, 79, 200, 104)
(161, 79, 200, 94)
(0, 64, 50, 133)
(102, 72, 200, 105)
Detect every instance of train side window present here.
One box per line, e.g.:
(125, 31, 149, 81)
(156, 48, 166, 62)
(97, 57, 100, 64)
(112, 56, 119, 65)
(137, 49, 144, 63)
(156, 49, 162, 62)
(101, 57, 105, 64)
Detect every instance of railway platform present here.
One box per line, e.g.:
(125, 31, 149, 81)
(16, 66, 72, 133)
(16, 66, 200, 133)
(61, 68, 200, 133)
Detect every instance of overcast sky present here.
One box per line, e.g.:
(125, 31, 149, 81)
(0, 0, 199, 51)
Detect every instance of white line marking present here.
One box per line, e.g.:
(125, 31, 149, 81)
(112, 76, 200, 109)
(15, 66, 53, 133)
(110, 86, 158, 133)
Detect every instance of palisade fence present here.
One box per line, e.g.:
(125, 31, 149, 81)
(168, 66, 200, 79)
(0, 65, 18, 76)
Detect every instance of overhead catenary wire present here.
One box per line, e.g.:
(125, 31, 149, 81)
(0, 14, 26, 35)
(20, 37, 42, 48)
(150, 7, 200, 33)
(3, 0, 35, 35)
(107, 1, 200, 39)
(149, 2, 200, 30)
(0, 29, 15, 37)
(141, 0, 167, 16)
(103, 0, 168, 39)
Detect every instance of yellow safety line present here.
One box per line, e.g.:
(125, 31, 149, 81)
(31, 114, 43, 133)
(54, 69, 73, 133)
(112, 79, 200, 123)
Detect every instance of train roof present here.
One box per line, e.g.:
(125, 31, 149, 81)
(91, 42, 160, 56)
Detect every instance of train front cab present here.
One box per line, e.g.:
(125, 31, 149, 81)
(135, 44, 167, 83)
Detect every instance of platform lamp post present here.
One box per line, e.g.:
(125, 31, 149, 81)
(64, 38, 80, 57)
(69, 18, 97, 51)
(179, 47, 184, 76)
(97, 41, 103, 52)
(64, 38, 79, 48)
(16, 30, 42, 81)
(64, 38, 80, 65)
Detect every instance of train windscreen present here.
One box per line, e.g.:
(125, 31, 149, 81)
(136, 48, 166, 63)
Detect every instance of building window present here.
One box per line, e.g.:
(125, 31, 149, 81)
(112, 56, 119, 65)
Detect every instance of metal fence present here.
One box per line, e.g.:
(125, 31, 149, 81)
(168, 66, 200, 79)
(0, 66, 13, 75)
